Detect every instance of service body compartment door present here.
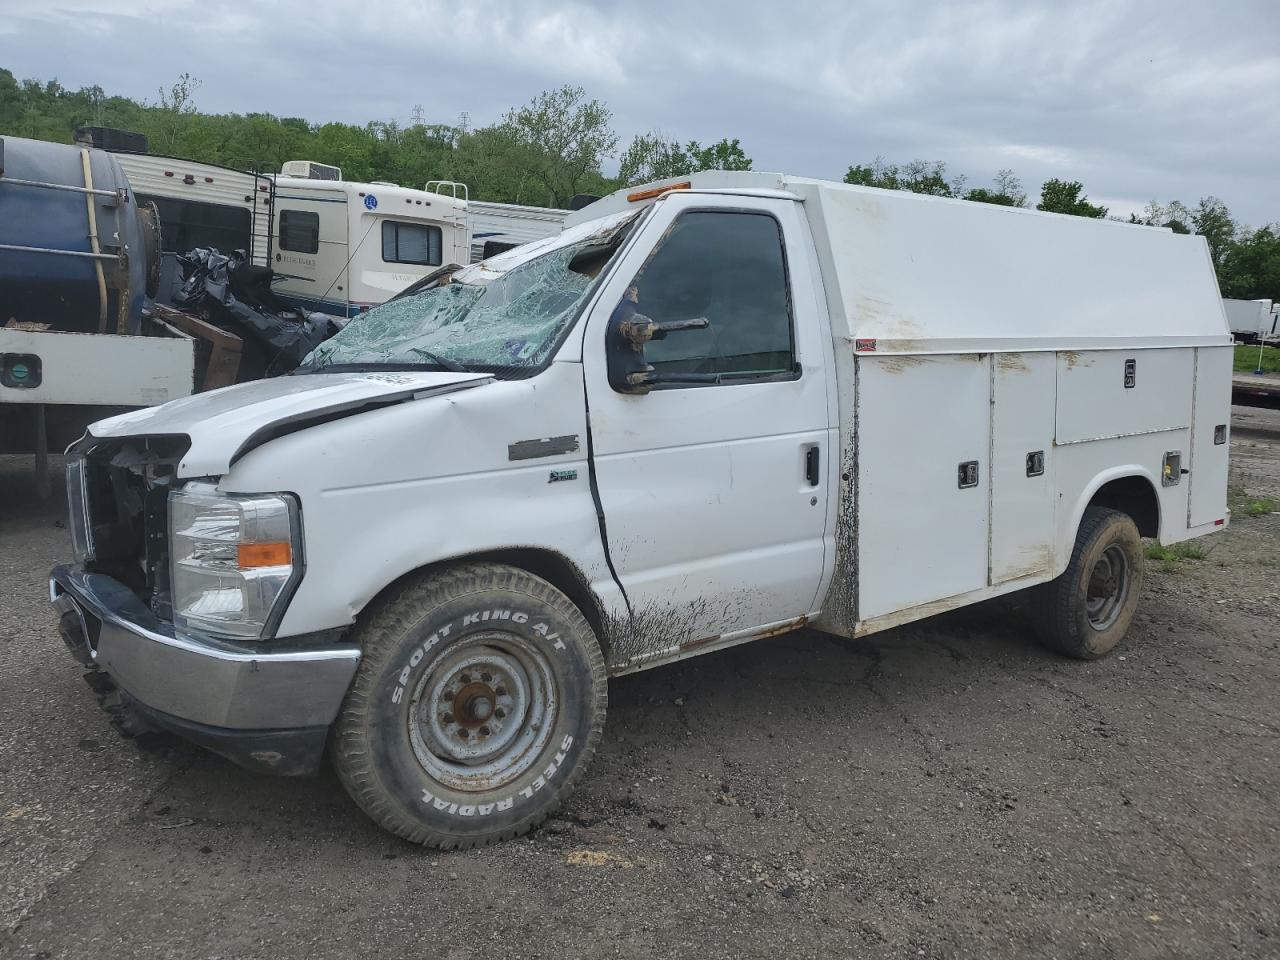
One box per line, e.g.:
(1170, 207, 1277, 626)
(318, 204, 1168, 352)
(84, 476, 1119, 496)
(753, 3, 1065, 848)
(1056, 348, 1193, 443)
(856, 354, 990, 621)
(1188, 346, 1233, 527)
(989, 352, 1056, 583)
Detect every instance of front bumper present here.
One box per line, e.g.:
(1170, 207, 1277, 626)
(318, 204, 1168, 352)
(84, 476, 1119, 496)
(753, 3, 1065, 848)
(49, 564, 360, 772)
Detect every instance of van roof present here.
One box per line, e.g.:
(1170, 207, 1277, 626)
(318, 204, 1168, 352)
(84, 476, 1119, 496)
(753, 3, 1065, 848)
(567, 170, 1229, 351)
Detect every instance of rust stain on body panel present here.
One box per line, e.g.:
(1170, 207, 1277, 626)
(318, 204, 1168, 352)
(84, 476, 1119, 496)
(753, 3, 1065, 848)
(996, 352, 1029, 373)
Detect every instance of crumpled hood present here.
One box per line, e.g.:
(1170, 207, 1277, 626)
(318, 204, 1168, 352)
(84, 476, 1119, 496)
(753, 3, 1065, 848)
(77, 370, 492, 477)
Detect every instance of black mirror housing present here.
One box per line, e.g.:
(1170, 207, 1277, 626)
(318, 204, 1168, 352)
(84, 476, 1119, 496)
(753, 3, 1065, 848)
(605, 297, 712, 394)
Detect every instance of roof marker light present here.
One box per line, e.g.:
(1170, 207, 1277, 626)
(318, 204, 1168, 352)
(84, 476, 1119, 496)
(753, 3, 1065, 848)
(627, 181, 692, 203)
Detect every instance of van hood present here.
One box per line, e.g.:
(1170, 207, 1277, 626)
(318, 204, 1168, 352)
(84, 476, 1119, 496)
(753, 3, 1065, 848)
(76, 370, 493, 477)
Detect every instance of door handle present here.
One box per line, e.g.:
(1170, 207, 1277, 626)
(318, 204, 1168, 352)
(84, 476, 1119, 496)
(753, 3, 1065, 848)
(805, 446, 820, 486)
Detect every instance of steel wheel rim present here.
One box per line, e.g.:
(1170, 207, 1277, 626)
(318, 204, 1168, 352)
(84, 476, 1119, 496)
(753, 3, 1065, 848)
(408, 631, 557, 792)
(1086, 544, 1129, 631)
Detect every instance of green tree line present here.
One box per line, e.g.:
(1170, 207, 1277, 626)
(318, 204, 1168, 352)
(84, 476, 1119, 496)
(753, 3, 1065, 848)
(0, 69, 746, 209)
(2, 67, 1275, 301)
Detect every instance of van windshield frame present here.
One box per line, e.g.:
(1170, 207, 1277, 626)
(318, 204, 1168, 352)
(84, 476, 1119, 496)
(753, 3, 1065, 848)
(297, 208, 643, 380)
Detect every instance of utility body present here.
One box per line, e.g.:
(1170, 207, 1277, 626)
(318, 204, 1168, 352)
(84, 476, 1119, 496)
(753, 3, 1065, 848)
(50, 171, 1233, 847)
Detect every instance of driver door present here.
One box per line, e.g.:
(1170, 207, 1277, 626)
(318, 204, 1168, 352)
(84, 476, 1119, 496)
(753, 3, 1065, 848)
(580, 193, 832, 667)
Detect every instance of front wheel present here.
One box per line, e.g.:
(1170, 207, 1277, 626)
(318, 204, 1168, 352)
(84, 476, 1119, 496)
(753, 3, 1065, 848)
(1032, 506, 1144, 660)
(331, 562, 607, 848)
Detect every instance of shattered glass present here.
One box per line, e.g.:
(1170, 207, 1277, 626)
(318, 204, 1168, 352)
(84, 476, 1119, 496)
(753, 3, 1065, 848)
(303, 210, 641, 372)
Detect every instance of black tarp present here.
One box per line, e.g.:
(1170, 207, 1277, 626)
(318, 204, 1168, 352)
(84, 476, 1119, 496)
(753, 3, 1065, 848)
(171, 248, 341, 377)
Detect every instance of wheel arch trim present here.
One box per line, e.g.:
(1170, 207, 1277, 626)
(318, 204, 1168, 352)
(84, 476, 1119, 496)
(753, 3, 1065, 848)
(1062, 466, 1162, 576)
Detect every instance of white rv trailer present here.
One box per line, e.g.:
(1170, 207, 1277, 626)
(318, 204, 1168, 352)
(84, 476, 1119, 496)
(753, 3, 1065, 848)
(111, 153, 274, 267)
(422, 180, 569, 261)
(466, 199, 568, 261)
(269, 175, 470, 317)
(269, 171, 567, 316)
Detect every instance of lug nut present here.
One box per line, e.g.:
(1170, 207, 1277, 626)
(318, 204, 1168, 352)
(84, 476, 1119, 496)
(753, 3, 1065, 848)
(479, 725, 491, 736)
(495, 707, 506, 719)
(458, 728, 469, 739)
(459, 673, 472, 684)
(481, 671, 492, 682)
(495, 686, 507, 696)
(443, 690, 455, 701)
(442, 713, 454, 724)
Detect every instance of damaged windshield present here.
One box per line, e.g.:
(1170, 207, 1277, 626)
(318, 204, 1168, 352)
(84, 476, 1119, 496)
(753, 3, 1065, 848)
(300, 209, 641, 375)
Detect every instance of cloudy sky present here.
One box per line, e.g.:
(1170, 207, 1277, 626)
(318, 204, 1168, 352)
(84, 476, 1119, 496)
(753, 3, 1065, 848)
(3, 0, 1278, 223)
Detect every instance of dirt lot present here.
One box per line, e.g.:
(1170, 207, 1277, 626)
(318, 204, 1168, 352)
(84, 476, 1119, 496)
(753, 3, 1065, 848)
(2, 409, 1277, 960)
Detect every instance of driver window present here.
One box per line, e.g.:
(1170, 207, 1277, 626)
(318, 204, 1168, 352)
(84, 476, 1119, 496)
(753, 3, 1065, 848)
(630, 211, 795, 380)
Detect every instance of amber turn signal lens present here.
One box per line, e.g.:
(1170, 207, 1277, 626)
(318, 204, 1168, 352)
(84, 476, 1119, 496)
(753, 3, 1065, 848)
(237, 541, 292, 568)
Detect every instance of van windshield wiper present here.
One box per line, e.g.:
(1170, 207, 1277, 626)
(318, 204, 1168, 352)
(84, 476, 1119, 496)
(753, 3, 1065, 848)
(407, 348, 471, 373)
(292, 361, 478, 375)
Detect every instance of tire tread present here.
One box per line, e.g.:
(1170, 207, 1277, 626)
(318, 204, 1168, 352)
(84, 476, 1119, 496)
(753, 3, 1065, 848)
(330, 562, 607, 849)
(1033, 506, 1142, 660)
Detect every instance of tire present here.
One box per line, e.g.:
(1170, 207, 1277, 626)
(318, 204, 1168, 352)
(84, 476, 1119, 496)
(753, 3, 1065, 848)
(331, 562, 607, 848)
(1033, 506, 1144, 660)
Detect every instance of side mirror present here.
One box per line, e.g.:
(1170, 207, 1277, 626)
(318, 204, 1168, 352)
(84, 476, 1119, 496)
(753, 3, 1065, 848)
(605, 299, 713, 394)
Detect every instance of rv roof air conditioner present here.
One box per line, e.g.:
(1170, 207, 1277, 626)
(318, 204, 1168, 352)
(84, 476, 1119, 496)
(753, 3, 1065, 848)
(280, 160, 342, 181)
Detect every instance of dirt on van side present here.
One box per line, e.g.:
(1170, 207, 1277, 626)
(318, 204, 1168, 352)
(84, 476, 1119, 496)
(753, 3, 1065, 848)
(2, 407, 1278, 960)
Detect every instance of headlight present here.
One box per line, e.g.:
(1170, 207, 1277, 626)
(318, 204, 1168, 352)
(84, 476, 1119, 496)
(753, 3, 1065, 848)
(169, 483, 302, 641)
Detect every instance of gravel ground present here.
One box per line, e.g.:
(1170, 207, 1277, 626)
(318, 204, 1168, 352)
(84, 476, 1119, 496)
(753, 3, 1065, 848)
(1, 407, 1277, 960)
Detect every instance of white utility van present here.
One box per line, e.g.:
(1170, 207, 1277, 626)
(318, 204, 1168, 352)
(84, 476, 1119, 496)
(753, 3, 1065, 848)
(50, 171, 1233, 849)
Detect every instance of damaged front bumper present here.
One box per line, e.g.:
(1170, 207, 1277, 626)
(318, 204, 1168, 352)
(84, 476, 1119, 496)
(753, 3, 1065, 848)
(49, 564, 360, 775)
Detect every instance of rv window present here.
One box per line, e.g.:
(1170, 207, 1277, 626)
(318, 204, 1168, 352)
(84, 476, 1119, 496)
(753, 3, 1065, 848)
(629, 211, 795, 383)
(279, 210, 320, 254)
(137, 194, 252, 256)
(382, 221, 443, 266)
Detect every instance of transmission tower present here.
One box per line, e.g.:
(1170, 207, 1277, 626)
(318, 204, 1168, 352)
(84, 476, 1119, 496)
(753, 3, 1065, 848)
(411, 104, 426, 127)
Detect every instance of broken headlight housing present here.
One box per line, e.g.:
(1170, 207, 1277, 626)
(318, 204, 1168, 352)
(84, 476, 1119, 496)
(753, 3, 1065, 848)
(169, 483, 302, 641)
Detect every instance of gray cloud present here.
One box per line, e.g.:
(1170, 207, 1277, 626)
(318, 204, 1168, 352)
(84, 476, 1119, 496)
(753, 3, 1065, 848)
(4, 0, 1277, 222)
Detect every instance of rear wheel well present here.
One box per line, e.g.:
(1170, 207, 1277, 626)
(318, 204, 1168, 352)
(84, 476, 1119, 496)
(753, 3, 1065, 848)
(361, 548, 609, 656)
(1087, 476, 1160, 538)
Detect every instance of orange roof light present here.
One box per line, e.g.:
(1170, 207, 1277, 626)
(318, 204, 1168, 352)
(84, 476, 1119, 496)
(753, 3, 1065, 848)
(238, 541, 293, 568)
(626, 181, 692, 203)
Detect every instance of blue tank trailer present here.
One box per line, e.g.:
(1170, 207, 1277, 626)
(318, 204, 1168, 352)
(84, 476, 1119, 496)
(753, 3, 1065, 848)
(1, 134, 340, 494)
(0, 135, 158, 334)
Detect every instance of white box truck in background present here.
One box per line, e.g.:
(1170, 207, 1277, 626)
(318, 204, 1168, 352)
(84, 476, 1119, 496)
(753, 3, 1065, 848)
(1223, 297, 1276, 343)
(50, 170, 1232, 848)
